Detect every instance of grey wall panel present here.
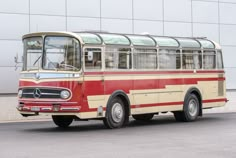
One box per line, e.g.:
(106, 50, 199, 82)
(221, 46, 236, 67)
(101, 19, 132, 33)
(0, 0, 29, 14)
(220, 0, 236, 2)
(133, 20, 163, 35)
(192, 1, 218, 23)
(67, 0, 100, 17)
(30, 15, 66, 32)
(164, 0, 191, 22)
(225, 68, 236, 89)
(30, 0, 65, 16)
(198, 0, 218, 1)
(133, 0, 163, 20)
(0, 40, 22, 67)
(220, 24, 236, 46)
(101, 0, 132, 19)
(193, 23, 219, 42)
(220, 3, 236, 24)
(164, 22, 192, 37)
(0, 14, 29, 40)
(0, 67, 20, 93)
(67, 17, 100, 32)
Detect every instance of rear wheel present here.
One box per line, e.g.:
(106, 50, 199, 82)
(174, 94, 200, 122)
(52, 115, 73, 128)
(132, 114, 154, 121)
(103, 98, 126, 129)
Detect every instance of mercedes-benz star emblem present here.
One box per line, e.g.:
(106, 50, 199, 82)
(33, 88, 41, 98)
(35, 73, 40, 80)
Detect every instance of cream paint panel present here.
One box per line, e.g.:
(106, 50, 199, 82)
(131, 105, 183, 115)
(198, 81, 219, 99)
(20, 78, 82, 83)
(87, 95, 108, 108)
(133, 93, 158, 105)
(158, 91, 183, 103)
(88, 73, 221, 81)
(19, 111, 104, 119)
(203, 102, 226, 109)
(77, 111, 105, 119)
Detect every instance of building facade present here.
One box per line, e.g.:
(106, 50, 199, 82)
(0, 0, 235, 93)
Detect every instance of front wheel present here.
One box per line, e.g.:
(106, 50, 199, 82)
(103, 98, 126, 129)
(52, 115, 73, 128)
(174, 94, 200, 122)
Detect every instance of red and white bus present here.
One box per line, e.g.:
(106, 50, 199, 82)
(17, 31, 227, 128)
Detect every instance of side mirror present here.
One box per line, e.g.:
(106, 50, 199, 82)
(88, 51, 93, 61)
(14, 53, 23, 70)
(14, 54, 18, 63)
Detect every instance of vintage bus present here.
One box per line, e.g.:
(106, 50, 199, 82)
(17, 31, 227, 128)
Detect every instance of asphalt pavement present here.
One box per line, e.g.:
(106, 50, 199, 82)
(0, 113, 236, 158)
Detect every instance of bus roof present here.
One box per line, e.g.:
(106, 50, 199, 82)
(22, 31, 221, 49)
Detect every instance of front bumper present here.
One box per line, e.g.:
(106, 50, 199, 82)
(17, 100, 81, 115)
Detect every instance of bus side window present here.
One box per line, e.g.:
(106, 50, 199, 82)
(203, 51, 216, 69)
(105, 47, 131, 69)
(217, 51, 224, 69)
(84, 48, 102, 70)
(193, 51, 202, 69)
(133, 48, 157, 69)
(159, 49, 180, 69)
(182, 50, 194, 69)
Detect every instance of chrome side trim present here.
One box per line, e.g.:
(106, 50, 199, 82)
(61, 107, 80, 111)
(20, 72, 80, 79)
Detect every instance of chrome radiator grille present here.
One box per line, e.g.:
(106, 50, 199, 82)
(21, 88, 62, 99)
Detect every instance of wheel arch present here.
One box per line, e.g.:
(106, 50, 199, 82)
(184, 87, 203, 116)
(106, 90, 131, 117)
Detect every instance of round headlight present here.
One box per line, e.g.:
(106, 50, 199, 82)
(18, 89, 23, 98)
(60, 90, 70, 99)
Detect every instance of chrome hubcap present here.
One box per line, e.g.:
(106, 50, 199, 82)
(111, 103, 124, 123)
(189, 99, 198, 117)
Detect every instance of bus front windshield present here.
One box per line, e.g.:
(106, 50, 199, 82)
(23, 36, 81, 71)
(43, 36, 81, 71)
(23, 37, 43, 71)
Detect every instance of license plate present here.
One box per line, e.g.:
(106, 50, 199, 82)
(31, 106, 40, 111)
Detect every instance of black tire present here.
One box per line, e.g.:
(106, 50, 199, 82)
(103, 97, 126, 129)
(174, 94, 200, 122)
(52, 115, 73, 128)
(132, 114, 154, 121)
(173, 111, 185, 122)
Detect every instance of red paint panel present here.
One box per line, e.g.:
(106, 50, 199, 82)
(84, 70, 224, 76)
(203, 98, 227, 103)
(105, 80, 132, 94)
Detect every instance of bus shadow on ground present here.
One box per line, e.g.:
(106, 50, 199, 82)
(22, 114, 225, 133)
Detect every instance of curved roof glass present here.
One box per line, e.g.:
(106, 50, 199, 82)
(154, 37, 179, 47)
(99, 34, 130, 45)
(176, 38, 201, 48)
(197, 39, 215, 49)
(76, 32, 216, 49)
(127, 35, 156, 46)
(77, 33, 102, 44)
